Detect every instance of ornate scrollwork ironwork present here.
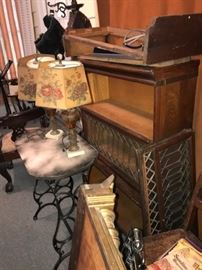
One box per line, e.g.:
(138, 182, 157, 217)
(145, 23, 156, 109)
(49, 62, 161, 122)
(47, 1, 84, 18)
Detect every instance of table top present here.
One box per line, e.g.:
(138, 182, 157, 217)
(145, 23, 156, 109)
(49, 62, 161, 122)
(15, 129, 98, 179)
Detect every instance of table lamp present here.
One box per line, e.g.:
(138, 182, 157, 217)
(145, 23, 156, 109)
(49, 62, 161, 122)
(35, 58, 92, 157)
(18, 54, 55, 101)
(18, 54, 63, 138)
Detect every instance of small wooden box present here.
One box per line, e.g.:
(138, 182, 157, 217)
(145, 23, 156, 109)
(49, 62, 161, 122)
(64, 13, 202, 64)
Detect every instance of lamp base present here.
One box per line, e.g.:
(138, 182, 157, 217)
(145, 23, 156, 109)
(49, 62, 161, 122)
(45, 129, 64, 140)
(66, 149, 85, 158)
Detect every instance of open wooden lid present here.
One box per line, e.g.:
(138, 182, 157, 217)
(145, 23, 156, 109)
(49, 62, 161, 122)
(144, 13, 202, 64)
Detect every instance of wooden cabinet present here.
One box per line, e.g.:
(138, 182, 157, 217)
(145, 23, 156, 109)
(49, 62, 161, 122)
(80, 59, 196, 235)
(82, 59, 199, 142)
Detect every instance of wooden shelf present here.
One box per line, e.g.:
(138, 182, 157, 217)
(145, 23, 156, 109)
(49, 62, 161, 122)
(79, 57, 197, 234)
(83, 101, 153, 142)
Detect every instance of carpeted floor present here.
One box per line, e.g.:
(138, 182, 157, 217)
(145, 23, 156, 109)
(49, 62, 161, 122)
(0, 158, 80, 270)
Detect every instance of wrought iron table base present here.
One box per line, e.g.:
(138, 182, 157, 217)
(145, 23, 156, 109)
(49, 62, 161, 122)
(0, 160, 14, 192)
(33, 173, 87, 269)
(15, 131, 98, 269)
(33, 179, 57, 220)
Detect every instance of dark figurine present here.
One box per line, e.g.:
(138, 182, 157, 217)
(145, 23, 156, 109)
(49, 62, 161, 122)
(35, 15, 65, 57)
(67, 0, 91, 29)
(47, 0, 92, 29)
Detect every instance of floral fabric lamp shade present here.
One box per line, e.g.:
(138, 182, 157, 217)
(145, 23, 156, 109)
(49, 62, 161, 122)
(35, 60, 92, 156)
(18, 54, 55, 101)
(35, 60, 91, 109)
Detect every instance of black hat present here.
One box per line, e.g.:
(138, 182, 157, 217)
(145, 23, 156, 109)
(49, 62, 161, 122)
(67, 0, 84, 11)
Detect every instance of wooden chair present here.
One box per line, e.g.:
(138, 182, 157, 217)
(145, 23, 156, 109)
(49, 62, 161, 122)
(0, 61, 46, 192)
(0, 60, 35, 115)
(0, 107, 45, 192)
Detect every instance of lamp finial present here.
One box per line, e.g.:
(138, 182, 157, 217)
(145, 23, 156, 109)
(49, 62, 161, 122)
(55, 54, 65, 67)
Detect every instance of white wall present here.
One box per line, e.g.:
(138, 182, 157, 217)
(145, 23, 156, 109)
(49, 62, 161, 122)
(75, 0, 100, 27)
(32, 0, 99, 40)
(23, 0, 100, 56)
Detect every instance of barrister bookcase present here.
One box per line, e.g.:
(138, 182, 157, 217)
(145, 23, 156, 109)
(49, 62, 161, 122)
(64, 14, 202, 235)
(79, 59, 197, 235)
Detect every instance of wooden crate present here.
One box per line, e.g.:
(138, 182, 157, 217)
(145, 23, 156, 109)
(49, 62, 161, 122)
(64, 13, 202, 64)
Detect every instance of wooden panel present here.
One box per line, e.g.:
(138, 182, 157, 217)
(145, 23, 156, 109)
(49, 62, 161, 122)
(82, 59, 199, 85)
(109, 77, 154, 115)
(115, 187, 143, 232)
(88, 165, 143, 233)
(69, 176, 126, 270)
(75, 211, 107, 270)
(64, 26, 143, 59)
(145, 14, 202, 64)
(143, 229, 187, 265)
(83, 102, 153, 142)
(64, 27, 109, 57)
(89, 165, 107, 184)
(87, 73, 154, 117)
(87, 73, 109, 102)
(154, 77, 197, 141)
